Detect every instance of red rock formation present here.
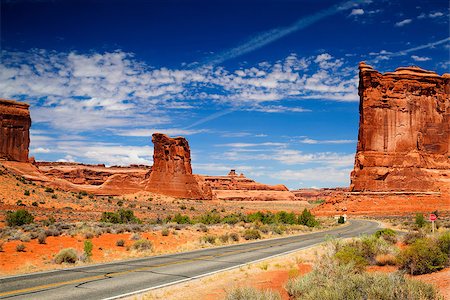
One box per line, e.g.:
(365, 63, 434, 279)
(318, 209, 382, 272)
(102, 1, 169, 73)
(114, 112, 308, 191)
(202, 170, 295, 201)
(350, 63, 450, 193)
(0, 99, 31, 162)
(145, 133, 212, 199)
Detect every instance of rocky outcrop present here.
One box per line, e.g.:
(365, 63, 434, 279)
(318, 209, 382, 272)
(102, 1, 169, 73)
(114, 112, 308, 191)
(202, 170, 295, 201)
(0, 99, 31, 162)
(145, 133, 212, 199)
(350, 63, 450, 193)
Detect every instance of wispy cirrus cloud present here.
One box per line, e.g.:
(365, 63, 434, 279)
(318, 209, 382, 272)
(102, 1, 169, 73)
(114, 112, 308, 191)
(395, 18, 412, 27)
(202, 0, 366, 65)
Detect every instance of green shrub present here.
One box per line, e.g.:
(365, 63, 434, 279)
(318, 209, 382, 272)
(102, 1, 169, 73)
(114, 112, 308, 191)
(201, 235, 217, 244)
(337, 216, 345, 224)
(24, 190, 30, 196)
(225, 287, 281, 300)
(198, 212, 221, 225)
(437, 231, 450, 256)
(415, 213, 426, 228)
(172, 213, 191, 224)
(286, 260, 439, 300)
(54, 248, 78, 264)
(161, 228, 170, 236)
(298, 209, 319, 227)
(84, 240, 93, 258)
(403, 231, 426, 245)
(374, 228, 397, 244)
(44, 187, 54, 193)
(116, 239, 125, 247)
(334, 245, 368, 271)
(397, 238, 448, 275)
(6, 209, 34, 226)
(243, 229, 261, 240)
(31, 201, 38, 207)
(16, 243, 26, 252)
(100, 209, 141, 224)
(132, 239, 153, 251)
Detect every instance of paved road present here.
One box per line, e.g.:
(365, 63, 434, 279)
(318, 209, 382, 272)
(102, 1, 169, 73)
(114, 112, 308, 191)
(0, 220, 379, 300)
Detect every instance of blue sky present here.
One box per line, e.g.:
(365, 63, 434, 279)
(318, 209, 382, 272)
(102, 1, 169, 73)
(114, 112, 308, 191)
(1, 0, 449, 189)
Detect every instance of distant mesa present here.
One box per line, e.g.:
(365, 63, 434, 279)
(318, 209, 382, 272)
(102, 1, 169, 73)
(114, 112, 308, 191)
(0, 99, 31, 162)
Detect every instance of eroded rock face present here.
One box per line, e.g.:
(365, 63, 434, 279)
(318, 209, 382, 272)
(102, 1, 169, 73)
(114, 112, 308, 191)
(0, 99, 31, 162)
(145, 133, 212, 199)
(350, 63, 450, 192)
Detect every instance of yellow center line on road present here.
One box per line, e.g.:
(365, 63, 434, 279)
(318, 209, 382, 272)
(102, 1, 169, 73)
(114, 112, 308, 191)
(0, 240, 291, 298)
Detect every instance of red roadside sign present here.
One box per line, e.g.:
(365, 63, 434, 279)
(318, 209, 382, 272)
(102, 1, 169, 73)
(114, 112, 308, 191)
(430, 214, 437, 221)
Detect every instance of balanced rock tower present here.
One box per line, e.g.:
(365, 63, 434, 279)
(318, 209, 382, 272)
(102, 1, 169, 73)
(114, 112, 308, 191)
(350, 62, 450, 193)
(145, 133, 212, 199)
(0, 99, 31, 162)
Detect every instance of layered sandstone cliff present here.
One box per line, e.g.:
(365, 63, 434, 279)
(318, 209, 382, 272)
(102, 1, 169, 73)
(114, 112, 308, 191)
(350, 62, 450, 193)
(0, 99, 31, 162)
(144, 133, 212, 199)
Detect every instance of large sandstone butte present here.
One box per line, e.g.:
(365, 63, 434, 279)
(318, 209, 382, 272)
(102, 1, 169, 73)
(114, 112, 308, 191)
(350, 62, 450, 193)
(144, 133, 212, 199)
(0, 99, 31, 162)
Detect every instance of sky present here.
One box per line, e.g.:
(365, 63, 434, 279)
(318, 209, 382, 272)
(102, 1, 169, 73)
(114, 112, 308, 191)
(1, 0, 449, 189)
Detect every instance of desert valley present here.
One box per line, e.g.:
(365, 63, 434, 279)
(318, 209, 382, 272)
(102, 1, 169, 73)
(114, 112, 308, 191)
(1, 0, 450, 299)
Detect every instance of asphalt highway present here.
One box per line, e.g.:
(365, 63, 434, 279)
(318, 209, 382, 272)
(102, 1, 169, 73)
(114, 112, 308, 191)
(0, 219, 379, 300)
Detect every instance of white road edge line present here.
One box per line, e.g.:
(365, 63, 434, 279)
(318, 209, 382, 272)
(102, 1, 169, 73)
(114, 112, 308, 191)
(101, 244, 318, 300)
(103, 221, 379, 300)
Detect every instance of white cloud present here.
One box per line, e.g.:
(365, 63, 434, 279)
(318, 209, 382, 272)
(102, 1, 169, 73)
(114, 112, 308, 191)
(114, 128, 206, 137)
(217, 142, 286, 148)
(349, 8, 364, 16)
(270, 167, 351, 185)
(1, 50, 361, 139)
(395, 19, 412, 27)
(428, 12, 444, 18)
(30, 147, 51, 154)
(298, 138, 356, 144)
(411, 55, 431, 62)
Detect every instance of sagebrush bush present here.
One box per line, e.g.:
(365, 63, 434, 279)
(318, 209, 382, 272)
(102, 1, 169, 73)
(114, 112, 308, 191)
(225, 287, 281, 300)
(116, 239, 125, 247)
(38, 232, 47, 244)
(437, 231, 450, 256)
(100, 209, 141, 224)
(229, 232, 240, 242)
(16, 243, 26, 252)
(334, 245, 368, 271)
(54, 248, 78, 264)
(243, 229, 261, 240)
(286, 258, 440, 300)
(201, 235, 217, 244)
(397, 238, 448, 275)
(6, 210, 34, 226)
(219, 234, 229, 243)
(84, 240, 93, 258)
(374, 228, 397, 244)
(132, 239, 153, 251)
(374, 253, 396, 266)
(161, 227, 169, 236)
(403, 231, 426, 245)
